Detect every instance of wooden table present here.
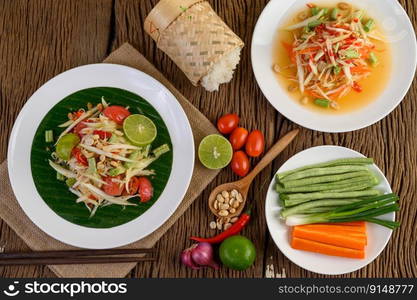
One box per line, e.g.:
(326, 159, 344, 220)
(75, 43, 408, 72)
(0, 0, 416, 278)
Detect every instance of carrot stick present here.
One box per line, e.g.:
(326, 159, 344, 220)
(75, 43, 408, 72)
(298, 46, 321, 55)
(291, 237, 365, 259)
(293, 226, 366, 250)
(299, 224, 366, 233)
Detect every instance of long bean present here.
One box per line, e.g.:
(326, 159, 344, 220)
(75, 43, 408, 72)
(277, 158, 374, 180)
(283, 189, 381, 207)
(280, 199, 363, 218)
(280, 165, 369, 182)
(279, 170, 372, 188)
(276, 175, 377, 193)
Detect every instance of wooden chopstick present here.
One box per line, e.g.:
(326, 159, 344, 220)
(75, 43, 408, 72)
(0, 248, 156, 265)
(0, 248, 155, 259)
(0, 256, 156, 266)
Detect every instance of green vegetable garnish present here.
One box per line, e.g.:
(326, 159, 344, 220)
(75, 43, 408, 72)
(343, 49, 360, 59)
(56, 172, 65, 181)
(108, 166, 126, 177)
(333, 65, 341, 75)
(56, 133, 80, 161)
(66, 178, 76, 187)
(330, 8, 339, 20)
(311, 7, 320, 16)
(314, 98, 330, 108)
(308, 20, 322, 29)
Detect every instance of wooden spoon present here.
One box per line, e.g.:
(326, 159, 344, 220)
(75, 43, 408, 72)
(208, 129, 299, 219)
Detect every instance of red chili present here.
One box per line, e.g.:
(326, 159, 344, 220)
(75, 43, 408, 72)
(93, 130, 112, 140)
(190, 208, 251, 244)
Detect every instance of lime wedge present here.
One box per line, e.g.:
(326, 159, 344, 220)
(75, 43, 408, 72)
(198, 134, 233, 169)
(123, 114, 157, 146)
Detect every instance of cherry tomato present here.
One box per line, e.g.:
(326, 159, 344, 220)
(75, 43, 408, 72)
(103, 176, 124, 196)
(73, 122, 88, 137)
(103, 106, 131, 125)
(245, 130, 265, 157)
(93, 130, 112, 140)
(229, 127, 249, 150)
(217, 114, 239, 134)
(127, 177, 140, 195)
(352, 81, 363, 92)
(137, 177, 154, 203)
(231, 151, 250, 177)
(71, 147, 88, 166)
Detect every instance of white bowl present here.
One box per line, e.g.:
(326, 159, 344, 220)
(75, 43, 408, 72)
(7, 64, 195, 249)
(265, 146, 394, 275)
(252, 0, 417, 132)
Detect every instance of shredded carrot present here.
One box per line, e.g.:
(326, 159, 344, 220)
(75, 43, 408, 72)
(298, 46, 322, 55)
(282, 41, 296, 63)
(291, 237, 365, 259)
(293, 226, 366, 250)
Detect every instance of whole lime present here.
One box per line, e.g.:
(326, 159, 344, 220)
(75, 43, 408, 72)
(219, 235, 256, 270)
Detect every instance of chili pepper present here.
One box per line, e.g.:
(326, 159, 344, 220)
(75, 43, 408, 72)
(190, 207, 252, 244)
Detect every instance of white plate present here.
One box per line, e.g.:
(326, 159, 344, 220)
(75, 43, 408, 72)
(265, 146, 394, 275)
(252, 0, 417, 132)
(7, 64, 195, 249)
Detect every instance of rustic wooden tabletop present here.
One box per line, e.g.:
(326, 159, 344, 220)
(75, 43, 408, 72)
(0, 0, 416, 278)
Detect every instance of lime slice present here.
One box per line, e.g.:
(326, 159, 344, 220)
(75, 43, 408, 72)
(198, 134, 233, 169)
(123, 114, 157, 146)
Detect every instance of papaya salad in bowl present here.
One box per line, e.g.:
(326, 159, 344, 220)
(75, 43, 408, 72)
(251, 0, 417, 132)
(48, 98, 170, 218)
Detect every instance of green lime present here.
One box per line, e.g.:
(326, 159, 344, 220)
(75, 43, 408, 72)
(219, 235, 256, 270)
(198, 134, 233, 169)
(123, 114, 157, 146)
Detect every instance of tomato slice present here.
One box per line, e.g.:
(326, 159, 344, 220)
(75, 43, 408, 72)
(73, 122, 88, 137)
(93, 130, 112, 140)
(103, 176, 124, 196)
(352, 81, 363, 93)
(127, 177, 140, 195)
(71, 147, 88, 166)
(103, 106, 131, 125)
(137, 177, 154, 203)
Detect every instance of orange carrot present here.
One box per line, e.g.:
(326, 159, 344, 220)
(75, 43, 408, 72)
(291, 237, 365, 259)
(293, 226, 366, 250)
(298, 46, 321, 55)
(299, 224, 366, 233)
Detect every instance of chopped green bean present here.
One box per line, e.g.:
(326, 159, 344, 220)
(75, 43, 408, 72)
(276, 175, 378, 193)
(282, 189, 382, 207)
(45, 130, 54, 143)
(363, 19, 375, 32)
(66, 178, 76, 187)
(333, 65, 341, 75)
(279, 170, 373, 188)
(343, 49, 360, 59)
(311, 7, 320, 16)
(281, 165, 369, 182)
(308, 20, 322, 28)
(330, 8, 339, 20)
(368, 52, 379, 67)
(314, 98, 330, 108)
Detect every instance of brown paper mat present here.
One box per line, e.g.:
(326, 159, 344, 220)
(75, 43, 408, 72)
(0, 43, 219, 278)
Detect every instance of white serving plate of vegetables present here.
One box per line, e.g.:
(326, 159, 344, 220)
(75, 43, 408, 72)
(265, 146, 397, 275)
(8, 64, 195, 249)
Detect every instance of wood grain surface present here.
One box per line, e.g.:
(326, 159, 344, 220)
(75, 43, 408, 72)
(0, 0, 416, 278)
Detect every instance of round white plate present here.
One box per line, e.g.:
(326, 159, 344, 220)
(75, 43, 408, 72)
(7, 63, 195, 249)
(265, 146, 394, 275)
(252, 0, 417, 132)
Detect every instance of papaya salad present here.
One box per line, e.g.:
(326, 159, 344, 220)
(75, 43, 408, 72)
(47, 98, 170, 217)
(275, 2, 387, 110)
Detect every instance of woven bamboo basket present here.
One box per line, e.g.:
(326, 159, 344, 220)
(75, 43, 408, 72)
(144, 0, 244, 87)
